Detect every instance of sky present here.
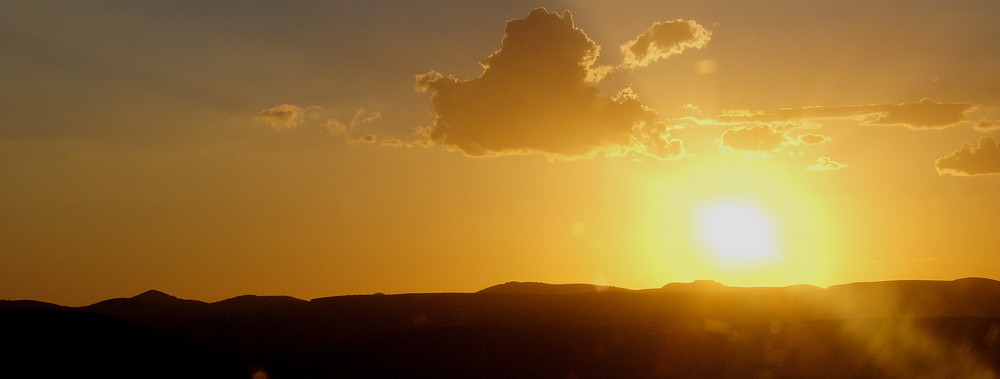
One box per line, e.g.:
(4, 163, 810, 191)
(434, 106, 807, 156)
(3, 1, 1000, 306)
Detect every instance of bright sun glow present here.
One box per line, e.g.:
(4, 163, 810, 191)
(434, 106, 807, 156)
(699, 203, 775, 263)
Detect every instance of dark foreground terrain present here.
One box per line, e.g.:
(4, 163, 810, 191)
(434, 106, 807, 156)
(4, 278, 1000, 378)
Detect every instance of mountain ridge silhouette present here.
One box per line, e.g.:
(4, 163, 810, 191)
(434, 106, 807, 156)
(5, 277, 1000, 378)
(4, 277, 1000, 308)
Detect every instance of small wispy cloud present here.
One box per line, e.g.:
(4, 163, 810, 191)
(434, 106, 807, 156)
(807, 157, 847, 172)
(620, 20, 711, 69)
(715, 99, 978, 130)
(973, 120, 1000, 132)
(255, 104, 306, 129)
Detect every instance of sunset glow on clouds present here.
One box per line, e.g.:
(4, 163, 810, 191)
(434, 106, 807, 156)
(254, 8, 991, 175)
(936, 136, 1000, 176)
(619, 19, 711, 69)
(255, 104, 306, 129)
(807, 157, 848, 172)
(715, 99, 978, 130)
(415, 9, 686, 160)
(3, 1, 1000, 305)
(255, 8, 989, 174)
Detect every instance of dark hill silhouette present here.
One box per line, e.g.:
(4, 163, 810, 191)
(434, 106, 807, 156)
(0, 299, 65, 310)
(826, 277, 1000, 318)
(131, 289, 206, 306)
(86, 289, 205, 313)
(83, 290, 209, 329)
(211, 294, 307, 309)
(5, 278, 1000, 378)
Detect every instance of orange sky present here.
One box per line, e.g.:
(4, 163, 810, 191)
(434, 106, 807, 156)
(3, 1, 1000, 306)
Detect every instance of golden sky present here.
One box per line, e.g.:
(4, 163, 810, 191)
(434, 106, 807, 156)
(3, 1, 1000, 305)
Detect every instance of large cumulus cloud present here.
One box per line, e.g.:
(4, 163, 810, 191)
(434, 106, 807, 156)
(936, 136, 1000, 176)
(416, 8, 684, 160)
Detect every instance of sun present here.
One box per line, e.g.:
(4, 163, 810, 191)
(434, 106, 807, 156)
(698, 203, 776, 263)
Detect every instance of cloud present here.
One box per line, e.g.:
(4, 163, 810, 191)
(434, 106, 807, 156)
(974, 120, 1000, 131)
(255, 104, 306, 129)
(324, 108, 391, 145)
(797, 133, 831, 145)
(717, 99, 977, 129)
(416, 8, 684, 160)
(325, 119, 348, 134)
(326, 108, 382, 134)
(254, 105, 403, 147)
(380, 138, 404, 147)
(868, 99, 977, 128)
(935, 136, 1000, 176)
(351, 108, 382, 125)
(621, 20, 711, 69)
(719, 124, 832, 156)
(720, 124, 795, 152)
(807, 157, 847, 171)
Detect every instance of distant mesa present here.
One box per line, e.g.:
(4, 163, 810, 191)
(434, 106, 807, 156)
(132, 289, 174, 300)
(127, 290, 309, 309)
(829, 276, 999, 291)
(129, 290, 206, 307)
(211, 294, 307, 309)
(479, 280, 829, 295)
(132, 290, 193, 305)
(660, 279, 727, 291)
(85, 290, 206, 313)
(477, 281, 633, 295)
